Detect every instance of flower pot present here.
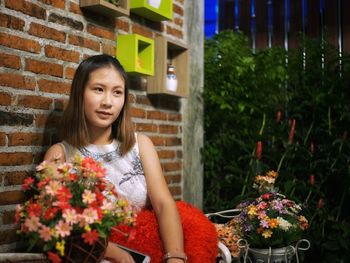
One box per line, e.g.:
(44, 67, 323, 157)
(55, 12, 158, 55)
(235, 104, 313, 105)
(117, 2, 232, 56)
(63, 235, 108, 263)
(248, 246, 295, 263)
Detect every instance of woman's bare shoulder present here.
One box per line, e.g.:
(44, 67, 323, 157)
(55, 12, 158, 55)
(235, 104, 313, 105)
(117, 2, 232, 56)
(44, 143, 65, 162)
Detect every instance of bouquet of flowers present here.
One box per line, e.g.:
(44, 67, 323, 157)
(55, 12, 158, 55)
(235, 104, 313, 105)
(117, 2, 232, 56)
(237, 171, 309, 248)
(15, 155, 135, 263)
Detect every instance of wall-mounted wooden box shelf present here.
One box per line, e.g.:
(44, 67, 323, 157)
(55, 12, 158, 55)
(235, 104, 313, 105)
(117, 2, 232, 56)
(147, 36, 188, 97)
(116, 34, 154, 76)
(80, 0, 129, 17)
(130, 0, 173, 21)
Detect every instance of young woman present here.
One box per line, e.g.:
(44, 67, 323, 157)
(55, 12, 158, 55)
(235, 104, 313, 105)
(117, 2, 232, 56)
(44, 55, 187, 263)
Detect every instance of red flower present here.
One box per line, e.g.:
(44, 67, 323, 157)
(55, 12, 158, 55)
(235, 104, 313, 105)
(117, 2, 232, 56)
(22, 177, 35, 190)
(309, 174, 315, 186)
(47, 251, 62, 263)
(57, 186, 72, 202)
(288, 119, 296, 143)
(37, 177, 50, 188)
(310, 142, 315, 153)
(262, 193, 271, 200)
(44, 207, 59, 221)
(317, 198, 325, 209)
(276, 111, 282, 123)
(27, 203, 42, 217)
(255, 141, 262, 160)
(82, 229, 99, 245)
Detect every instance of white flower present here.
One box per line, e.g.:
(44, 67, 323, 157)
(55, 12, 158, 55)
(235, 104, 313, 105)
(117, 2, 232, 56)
(277, 217, 292, 231)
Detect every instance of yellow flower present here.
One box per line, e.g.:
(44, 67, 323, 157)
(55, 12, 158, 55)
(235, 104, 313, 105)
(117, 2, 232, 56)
(248, 205, 257, 216)
(85, 225, 91, 232)
(261, 229, 273, 239)
(55, 240, 65, 256)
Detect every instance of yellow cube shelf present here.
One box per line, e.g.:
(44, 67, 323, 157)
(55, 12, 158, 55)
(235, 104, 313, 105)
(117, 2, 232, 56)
(116, 34, 154, 76)
(130, 0, 173, 21)
(80, 0, 129, 17)
(147, 36, 188, 97)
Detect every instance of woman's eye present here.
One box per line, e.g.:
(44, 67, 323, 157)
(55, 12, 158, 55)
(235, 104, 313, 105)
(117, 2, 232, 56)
(94, 87, 103, 92)
(114, 90, 123, 96)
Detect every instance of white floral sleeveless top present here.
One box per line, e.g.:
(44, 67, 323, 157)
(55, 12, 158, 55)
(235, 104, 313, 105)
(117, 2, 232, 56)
(59, 137, 148, 209)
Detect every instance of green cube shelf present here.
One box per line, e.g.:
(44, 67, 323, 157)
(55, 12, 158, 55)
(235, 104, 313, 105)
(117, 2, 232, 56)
(116, 34, 154, 76)
(130, 0, 173, 21)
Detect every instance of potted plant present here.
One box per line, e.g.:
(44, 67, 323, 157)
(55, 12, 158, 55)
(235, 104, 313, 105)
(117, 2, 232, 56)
(15, 155, 135, 263)
(237, 171, 310, 262)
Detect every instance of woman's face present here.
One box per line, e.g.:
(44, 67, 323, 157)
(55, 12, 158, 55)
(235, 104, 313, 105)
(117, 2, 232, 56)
(83, 66, 125, 133)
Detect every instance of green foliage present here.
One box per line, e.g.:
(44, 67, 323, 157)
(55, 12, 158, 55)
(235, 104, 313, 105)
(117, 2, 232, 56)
(203, 30, 350, 262)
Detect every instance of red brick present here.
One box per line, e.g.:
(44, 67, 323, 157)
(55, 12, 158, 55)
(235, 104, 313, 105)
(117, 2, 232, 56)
(169, 186, 181, 196)
(0, 132, 6, 146)
(149, 136, 166, 146)
(69, 35, 100, 51)
(0, 92, 12, 105)
(17, 95, 53, 110)
(131, 24, 153, 38)
(0, 171, 30, 186)
(0, 229, 20, 245)
(157, 150, 176, 159)
(35, 113, 62, 128)
(0, 73, 36, 90)
(5, 0, 46, 20)
(0, 190, 25, 205)
(174, 17, 183, 27)
(45, 45, 80, 63)
(69, 2, 83, 15)
(38, 79, 71, 94)
(130, 107, 146, 118)
(29, 22, 66, 42)
(173, 3, 184, 16)
(159, 124, 178, 134)
(166, 26, 183, 39)
(165, 137, 181, 146)
(25, 58, 63, 77)
(168, 113, 182, 122)
(0, 32, 41, 53)
(165, 174, 181, 184)
(87, 24, 115, 40)
(8, 132, 45, 146)
(0, 13, 25, 30)
(38, 0, 65, 9)
(116, 18, 130, 32)
(102, 42, 115, 56)
(135, 123, 158, 133)
(162, 161, 182, 172)
(2, 210, 16, 225)
(65, 66, 76, 80)
(136, 95, 151, 106)
(0, 152, 33, 166)
(147, 111, 167, 120)
(0, 52, 21, 69)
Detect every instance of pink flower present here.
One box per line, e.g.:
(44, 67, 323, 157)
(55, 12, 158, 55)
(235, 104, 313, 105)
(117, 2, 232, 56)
(82, 190, 96, 204)
(24, 216, 41, 232)
(55, 220, 72, 238)
(39, 225, 52, 241)
(62, 208, 78, 225)
(36, 161, 48, 172)
(82, 208, 99, 224)
(45, 181, 61, 196)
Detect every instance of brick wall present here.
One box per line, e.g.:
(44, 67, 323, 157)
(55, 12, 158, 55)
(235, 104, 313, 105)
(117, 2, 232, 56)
(0, 0, 186, 252)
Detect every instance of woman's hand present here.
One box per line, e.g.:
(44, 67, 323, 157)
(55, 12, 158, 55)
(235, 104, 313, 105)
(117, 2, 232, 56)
(105, 242, 135, 263)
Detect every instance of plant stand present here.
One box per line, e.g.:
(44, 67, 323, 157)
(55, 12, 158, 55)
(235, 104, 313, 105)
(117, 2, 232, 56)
(239, 239, 310, 263)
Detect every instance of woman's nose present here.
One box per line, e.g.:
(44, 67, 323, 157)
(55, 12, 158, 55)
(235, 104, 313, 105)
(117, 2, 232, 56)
(101, 93, 112, 106)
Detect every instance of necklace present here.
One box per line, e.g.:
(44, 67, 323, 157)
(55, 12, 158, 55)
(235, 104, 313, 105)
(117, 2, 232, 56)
(78, 145, 121, 163)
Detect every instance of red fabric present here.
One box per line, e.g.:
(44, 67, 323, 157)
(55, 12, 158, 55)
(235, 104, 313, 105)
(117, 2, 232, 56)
(110, 201, 218, 263)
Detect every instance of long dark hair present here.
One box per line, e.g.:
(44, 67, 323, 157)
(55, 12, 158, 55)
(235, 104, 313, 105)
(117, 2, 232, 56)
(61, 54, 135, 155)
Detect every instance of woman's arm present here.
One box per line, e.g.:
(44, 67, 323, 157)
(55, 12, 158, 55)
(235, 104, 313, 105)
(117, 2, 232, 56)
(43, 143, 65, 162)
(137, 134, 186, 263)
